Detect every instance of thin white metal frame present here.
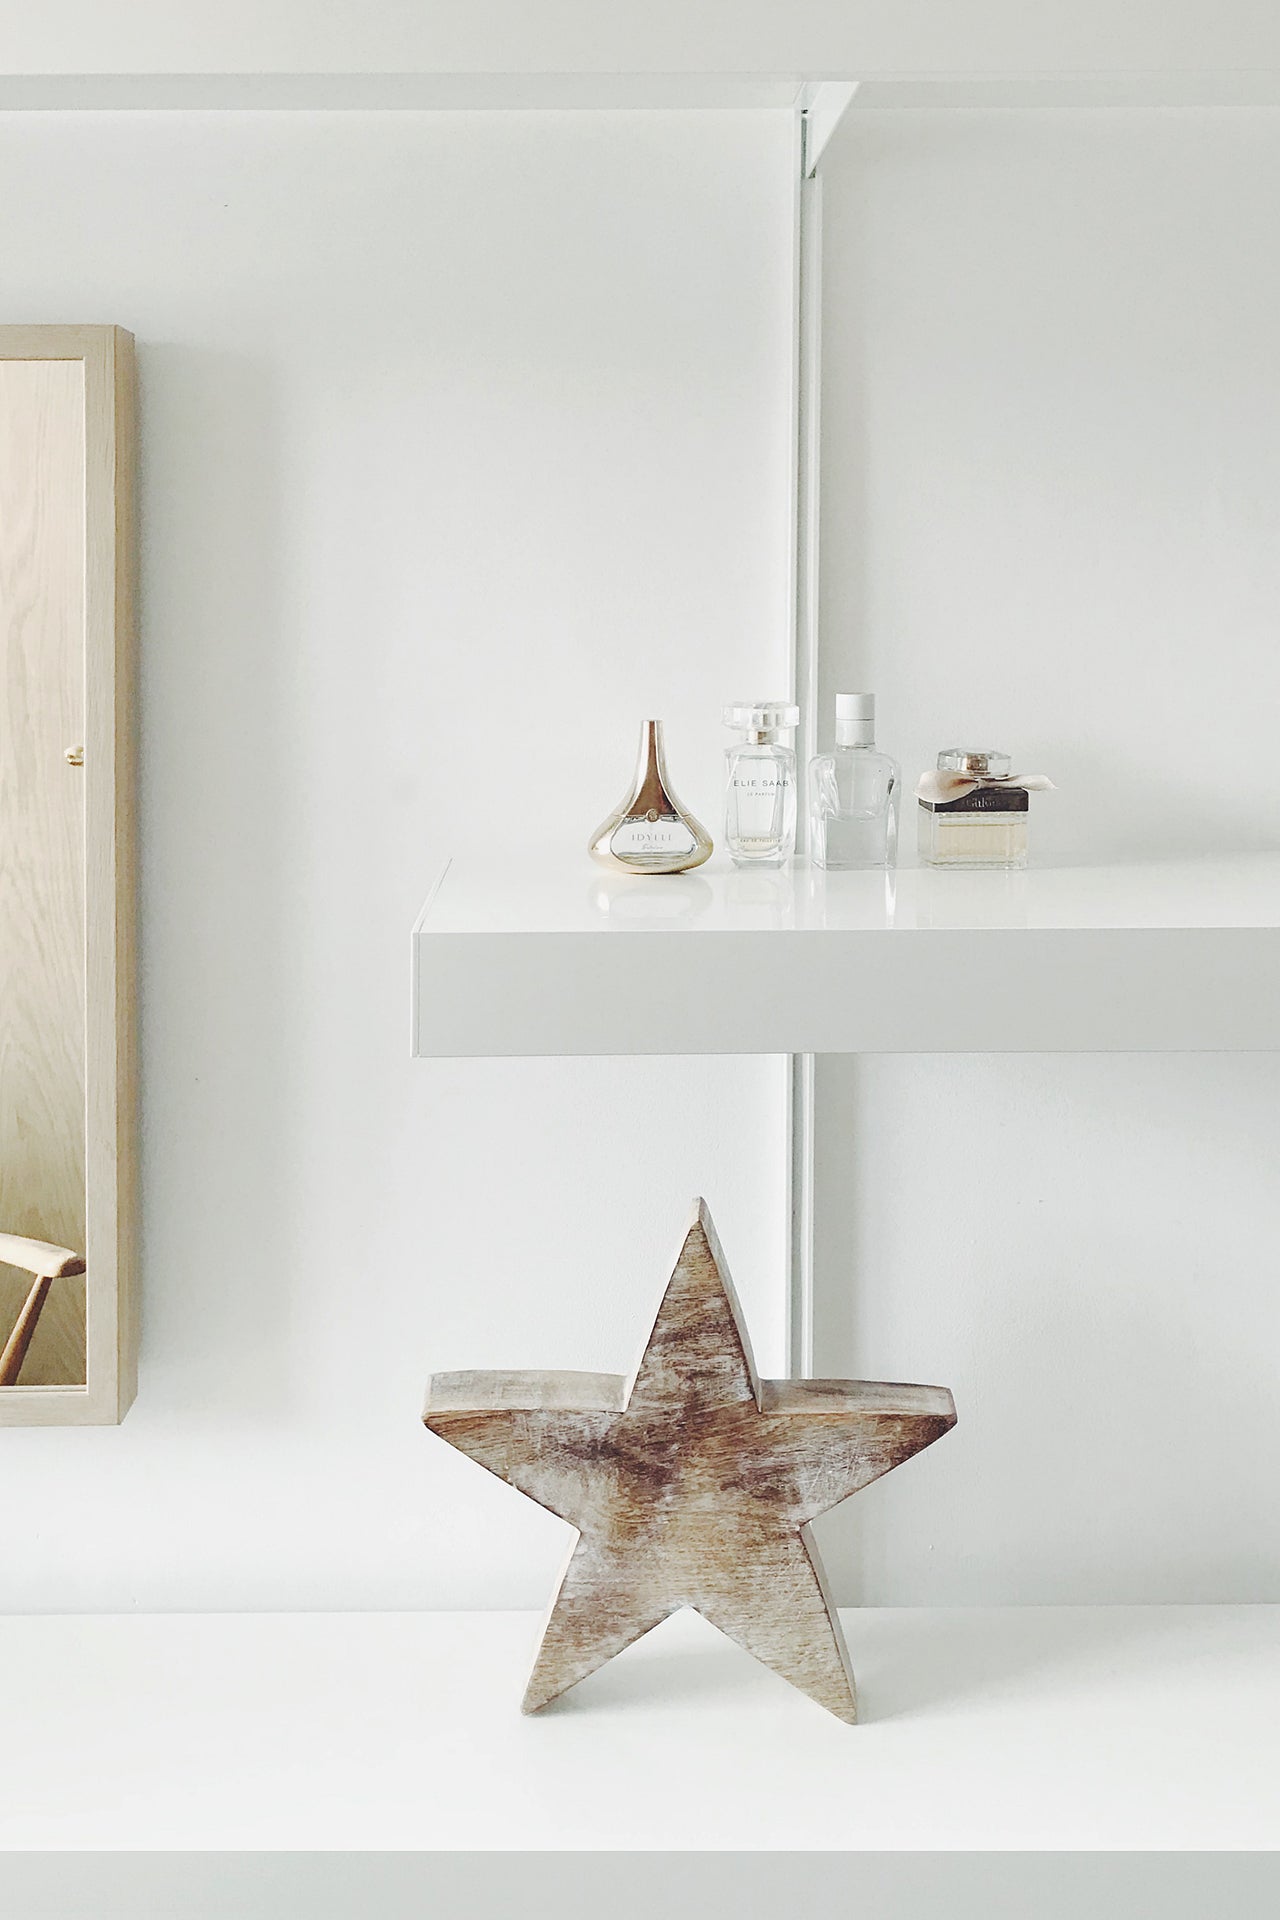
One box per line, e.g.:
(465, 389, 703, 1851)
(785, 86, 857, 1376)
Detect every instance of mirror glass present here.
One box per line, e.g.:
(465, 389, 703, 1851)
(0, 357, 88, 1387)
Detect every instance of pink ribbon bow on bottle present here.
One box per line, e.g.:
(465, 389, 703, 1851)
(915, 770, 1056, 805)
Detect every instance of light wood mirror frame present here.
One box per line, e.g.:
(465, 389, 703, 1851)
(0, 326, 137, 1425)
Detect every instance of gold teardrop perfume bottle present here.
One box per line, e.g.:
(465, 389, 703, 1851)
(589, 720, 713, 874)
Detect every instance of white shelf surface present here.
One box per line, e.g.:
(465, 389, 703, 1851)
(3, 1605, 1278, 1851)
(412, 852, 1280, 1056)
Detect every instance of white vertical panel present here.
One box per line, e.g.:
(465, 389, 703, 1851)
(815, 107, 1280, 1602)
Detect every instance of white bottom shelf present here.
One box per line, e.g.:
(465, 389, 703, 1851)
(3, 1604, 1278, 1851)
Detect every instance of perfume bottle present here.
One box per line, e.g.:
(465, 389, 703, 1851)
(808, 693, 900, 870)
(916, 750, 1052, 869)
(589, 720, 713, 874)
(722, 702, 799, 868)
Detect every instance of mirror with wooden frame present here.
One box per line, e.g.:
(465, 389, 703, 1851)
(0, 326, 137, 1424)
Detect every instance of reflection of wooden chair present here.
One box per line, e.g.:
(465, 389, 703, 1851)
(0, 1233, 87, 1386)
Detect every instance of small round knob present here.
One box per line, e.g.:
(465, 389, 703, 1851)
(64, 747, 84, 766)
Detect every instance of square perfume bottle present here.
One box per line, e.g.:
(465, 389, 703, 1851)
(722, 702, 799, 869)
(916, 750, 1051, 869)
(808, 692, 899, 870)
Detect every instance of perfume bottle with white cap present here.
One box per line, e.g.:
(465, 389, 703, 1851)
(722, 702, 799, 867)
(808, 692, 900, 870)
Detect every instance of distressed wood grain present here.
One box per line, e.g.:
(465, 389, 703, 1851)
(424, 1198, 957, 1724)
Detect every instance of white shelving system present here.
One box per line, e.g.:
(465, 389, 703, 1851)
(6, 27, 1280, 1889)
(398, 69, 1280, 1884)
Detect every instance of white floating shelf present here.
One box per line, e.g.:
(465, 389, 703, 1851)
(3, 1605, 1278, 1851)
(412, 852, 1280, 1056)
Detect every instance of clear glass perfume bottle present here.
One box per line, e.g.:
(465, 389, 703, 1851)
(722, 702, 799, 868)
(917, 750, 1029, 869)
(589, 719, 713, 874)
(808, 692, 900, 870)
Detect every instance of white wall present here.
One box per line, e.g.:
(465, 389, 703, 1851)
(8, 99, 1274, 1621)
(814, 107, 1280, 1601)
(0, 108, 795, 1609)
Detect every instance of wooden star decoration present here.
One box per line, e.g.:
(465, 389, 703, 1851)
(424, 1199, 957, 1723)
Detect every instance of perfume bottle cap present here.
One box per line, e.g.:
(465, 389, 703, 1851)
(938, 749, 1011, 778)
(723, 702, 799, 735)
(834, 691, 876, 746)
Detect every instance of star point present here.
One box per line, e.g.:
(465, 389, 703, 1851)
(424, 1198, 956, 1723)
